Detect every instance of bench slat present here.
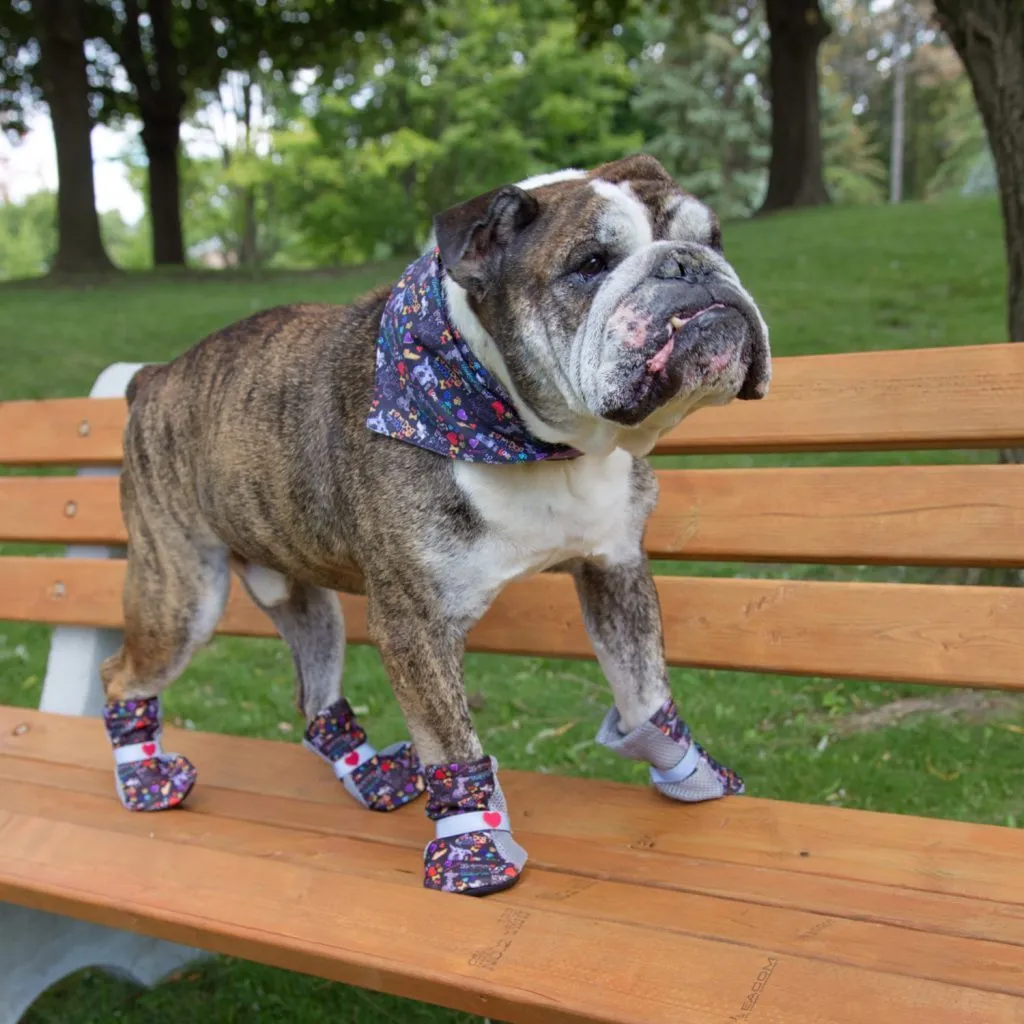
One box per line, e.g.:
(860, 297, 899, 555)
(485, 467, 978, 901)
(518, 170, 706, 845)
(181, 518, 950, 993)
(3, 344, 1024, 466)
(3, 556, 1023, 689)
(1, 710, 1022, 1022)
(3, 771, 1022, 1002)
(5, 465, 1024, 567)
(659, 343, 1024, 454)
(6, 809, 1018, 1024)
(4, 709, 1023, 939)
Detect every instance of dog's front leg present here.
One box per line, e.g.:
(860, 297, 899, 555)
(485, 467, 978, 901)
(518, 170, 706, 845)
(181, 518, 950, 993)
(368, 589, 527, 895)
(572, 557, 745, 802)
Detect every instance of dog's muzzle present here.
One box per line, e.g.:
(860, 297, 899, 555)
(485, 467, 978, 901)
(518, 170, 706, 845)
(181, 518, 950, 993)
(594, 248, 770, 427)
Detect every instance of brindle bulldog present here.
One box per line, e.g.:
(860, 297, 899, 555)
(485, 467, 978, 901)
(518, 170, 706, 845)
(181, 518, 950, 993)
(101, 154, 770, 895)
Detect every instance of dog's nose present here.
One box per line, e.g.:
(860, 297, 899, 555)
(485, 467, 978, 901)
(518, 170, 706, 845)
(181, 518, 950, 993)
(654, 252, 689, 280)
(654, 248, 716, 282)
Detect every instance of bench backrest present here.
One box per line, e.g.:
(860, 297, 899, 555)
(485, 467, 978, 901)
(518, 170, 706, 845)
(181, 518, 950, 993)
(2, 343, 1024, 691)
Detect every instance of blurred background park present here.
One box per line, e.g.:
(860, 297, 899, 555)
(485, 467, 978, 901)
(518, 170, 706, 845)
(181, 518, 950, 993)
(2, 0, 1023, 1022)
(0, 0, 1013, 276)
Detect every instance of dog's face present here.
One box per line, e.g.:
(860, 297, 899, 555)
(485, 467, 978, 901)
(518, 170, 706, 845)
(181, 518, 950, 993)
(434, 154, 771, 453)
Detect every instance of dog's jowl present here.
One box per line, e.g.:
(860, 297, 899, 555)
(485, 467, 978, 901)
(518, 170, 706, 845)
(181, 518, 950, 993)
(102, 154, 770, 895)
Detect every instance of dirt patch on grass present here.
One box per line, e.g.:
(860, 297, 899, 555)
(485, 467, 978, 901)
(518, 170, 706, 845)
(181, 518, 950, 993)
(831, 690, 1024, 736)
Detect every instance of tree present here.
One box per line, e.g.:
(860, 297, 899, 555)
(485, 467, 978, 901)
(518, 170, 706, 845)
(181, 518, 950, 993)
(271, 0, 640, 265)
(634, 5, 770, 219)
(0, 2, 35, 137)
(93, 0, 188, 265)
(186, 70, 305, 268)
(759, 0, 831, 212)
(932, 2, 1024, 467)
(31, 0, 115, 273)
(85, 0, 421, 268)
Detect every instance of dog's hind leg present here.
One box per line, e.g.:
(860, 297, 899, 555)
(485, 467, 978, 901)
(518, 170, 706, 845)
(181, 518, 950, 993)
(100, 497, 230, 812)
(235, 568, 425, 813)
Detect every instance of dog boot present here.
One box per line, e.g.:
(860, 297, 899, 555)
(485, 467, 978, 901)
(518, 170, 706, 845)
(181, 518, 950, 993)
(303, 697, 425, 811)
(596, 697, 744, 802)
(103, 697, 197, 812)
(423, 755, 527, 895)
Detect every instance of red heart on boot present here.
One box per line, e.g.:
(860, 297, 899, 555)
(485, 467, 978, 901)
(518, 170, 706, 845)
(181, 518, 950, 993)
(483, 811, 502, 828)
(142, 743, 156, 757)
(344, 751, 360, 766)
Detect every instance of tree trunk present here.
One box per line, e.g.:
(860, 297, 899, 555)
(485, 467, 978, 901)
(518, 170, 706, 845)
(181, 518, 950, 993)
(759, 0, 831, 213)
(34, 0, 115, 274)
(141, 115, 186, 266)
(117, 0, 186, 266)
(239, 187, 259, 267)
(889, 6, 909, 204)
(933, 0, 1024, 467)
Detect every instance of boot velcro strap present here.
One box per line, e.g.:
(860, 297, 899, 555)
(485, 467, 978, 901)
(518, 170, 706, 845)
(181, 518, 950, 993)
(113, 737, 164, 764)
(433, 809, 510, 840)
(331, 741, 377, 779)
(649, 741, 701, 785)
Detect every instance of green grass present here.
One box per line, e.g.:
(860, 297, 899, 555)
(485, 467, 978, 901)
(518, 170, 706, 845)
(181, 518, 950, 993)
(2, 196, 1022, 1023)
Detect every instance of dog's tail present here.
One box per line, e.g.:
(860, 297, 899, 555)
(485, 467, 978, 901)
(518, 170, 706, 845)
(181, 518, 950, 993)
(125, 364, 163, 406)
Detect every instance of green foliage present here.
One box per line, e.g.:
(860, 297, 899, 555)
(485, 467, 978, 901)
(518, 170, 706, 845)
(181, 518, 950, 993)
(0, 190, 55, 279)
(0, 0, 35, 137)
(820, 63, 887, 204)
(924, 74, 993, 198)
(269, 0, 641, 263)
(633, 6, 770, 219)
(0, 190, 150, 279)
(824, 2, 989, 203)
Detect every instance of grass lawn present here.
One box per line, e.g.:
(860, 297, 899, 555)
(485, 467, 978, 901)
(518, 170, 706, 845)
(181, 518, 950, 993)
(3, 196, 1023, 1023)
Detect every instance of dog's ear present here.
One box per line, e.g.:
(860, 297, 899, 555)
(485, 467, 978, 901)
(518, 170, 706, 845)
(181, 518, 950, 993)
(434, 185, 539, 295)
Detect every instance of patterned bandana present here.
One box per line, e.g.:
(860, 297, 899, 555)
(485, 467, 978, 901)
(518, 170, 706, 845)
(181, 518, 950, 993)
(366, 248, 581, 464)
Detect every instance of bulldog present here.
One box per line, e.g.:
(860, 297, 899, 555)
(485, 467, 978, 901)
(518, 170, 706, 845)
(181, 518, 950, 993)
(101, 154, 770, 896)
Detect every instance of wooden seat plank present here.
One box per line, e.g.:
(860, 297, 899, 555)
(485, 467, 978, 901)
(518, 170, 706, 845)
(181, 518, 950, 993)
(4, 710, 1024, 938)
(4, 345, 1024, 467)
(2, 772, 1023, 1000)
(659, 342, 1024, 454)
(4, 556, 1024, 689)
(6, 465, 1024, 568)
(0, 397, 126, 467)
(6, 750, 1023, 954)
(649, 464, 1024, 566)
(2, 809, 1022, 1023)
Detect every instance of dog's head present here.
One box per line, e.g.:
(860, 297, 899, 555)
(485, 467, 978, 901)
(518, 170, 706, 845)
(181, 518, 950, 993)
(433, 154, 771, 455)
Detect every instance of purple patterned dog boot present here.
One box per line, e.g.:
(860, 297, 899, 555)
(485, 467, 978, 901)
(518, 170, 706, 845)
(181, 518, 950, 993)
(103, 697, 197, 812)
(596, 698, 744, 802)
(423, 755, 527, 895)
(303, 697, 425, 811)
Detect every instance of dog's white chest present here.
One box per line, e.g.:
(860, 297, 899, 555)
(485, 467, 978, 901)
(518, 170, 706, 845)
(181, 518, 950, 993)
(434, 450, 639, 621)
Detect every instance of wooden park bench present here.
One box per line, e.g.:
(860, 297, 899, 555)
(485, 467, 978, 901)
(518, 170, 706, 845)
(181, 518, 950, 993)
(2, 345, 1024, 1024)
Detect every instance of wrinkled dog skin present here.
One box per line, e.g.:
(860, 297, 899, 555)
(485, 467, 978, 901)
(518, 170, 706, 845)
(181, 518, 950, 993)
(104, 154, 770, 888)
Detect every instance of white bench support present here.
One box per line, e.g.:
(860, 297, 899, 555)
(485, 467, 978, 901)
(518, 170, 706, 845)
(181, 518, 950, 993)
(2, 363, 207, 1023)
(0, 906, 203, 1024)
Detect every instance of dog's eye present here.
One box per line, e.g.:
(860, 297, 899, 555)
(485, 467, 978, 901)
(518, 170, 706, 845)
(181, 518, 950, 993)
(574, 254, 607, 280)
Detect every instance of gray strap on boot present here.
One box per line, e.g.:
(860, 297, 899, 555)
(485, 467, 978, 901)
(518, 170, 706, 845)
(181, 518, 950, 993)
(595, 704, 744, 802)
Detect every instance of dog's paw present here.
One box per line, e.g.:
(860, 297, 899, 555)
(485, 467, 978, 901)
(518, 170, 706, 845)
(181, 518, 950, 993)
(422, 756, 528, 894)
(115, 753, 197, 812)
(651, 742, 745, 802)
(349, 741, 426, 811)
(423, 831, 524, 895)
(304, 699, 426, 811)
(596, 698, 744, 803)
